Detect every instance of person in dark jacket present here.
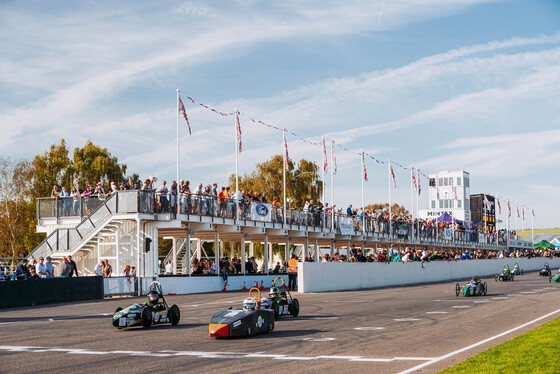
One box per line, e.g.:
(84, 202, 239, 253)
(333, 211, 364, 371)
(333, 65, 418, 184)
(68, 255, 78, 277)
(16, 259, 31, 280)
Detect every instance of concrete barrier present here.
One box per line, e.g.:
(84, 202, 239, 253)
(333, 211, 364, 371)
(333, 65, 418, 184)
(159, 274, 288, 295)
(298, 258, 560, 293)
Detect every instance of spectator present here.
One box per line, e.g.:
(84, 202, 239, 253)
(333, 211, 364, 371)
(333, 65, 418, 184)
(16, 259, 31, 280)
(102, 259, 112, 277)
(165, 260, 173, 275)
(60, 186, 70, 216)
(123, 265, 131, 276)
(130, 266, 137, 277)
(28, 265, 40, 279)
(36, 257, 48, 278)
(158, 181, 169, 213)
(70, 187, 81, 216)
(207, 259, 216, 275)
(60, 257, 72, 277)
(68, 255, 78, 277)
(93, 261, 103, 276)
(45, 256, 54, 278)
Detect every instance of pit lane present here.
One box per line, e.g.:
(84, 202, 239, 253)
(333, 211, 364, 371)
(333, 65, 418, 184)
(1, 272, 558, 374)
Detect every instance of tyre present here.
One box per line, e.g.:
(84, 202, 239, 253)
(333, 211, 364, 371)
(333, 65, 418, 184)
(511, 274, 514, 282)
(494, 274, 498, 282)
(521, 269, 524, 276)
(290, 298, 300, 317)
(483, 282, 487, 296)
(169, 304, 180, 326)
(455, 283, 460, 297)
(272, 302, 280, 320)
(115, 307, 123, 313)
(550, 273, 552, 283)
(141, 307, 152, 329)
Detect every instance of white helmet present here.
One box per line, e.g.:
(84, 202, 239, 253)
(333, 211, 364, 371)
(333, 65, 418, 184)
(242, 297, 257, 311)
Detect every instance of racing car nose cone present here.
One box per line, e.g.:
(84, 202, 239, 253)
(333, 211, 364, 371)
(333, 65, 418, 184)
(209, 323, 229, 337)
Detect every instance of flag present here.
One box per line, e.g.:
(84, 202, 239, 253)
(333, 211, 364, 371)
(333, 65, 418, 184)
(362, 152, 367, 182)
(417, 170, 421, 196)
(522, 207, 525, 221)
(516, 205, 520, 218)
(452, 186, 458, 201)
(497, 198, 501, 214)
(322, 138, 327, 172)
(389, 163, 396, 188)
(235, 111, 242, 152)
(507, 201, 511, 217)
(283, 134, 289, 169)
(532, 208, 535, 218)
(412, 167, 417, 191)
(484, 194, 491, 211)
(332, 140, 337, 175)
(178, 95, 191, 137)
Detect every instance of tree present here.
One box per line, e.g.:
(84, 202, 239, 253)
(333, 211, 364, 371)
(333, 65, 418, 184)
(72, 140, 127, 187)
(228, 155, 322, 207)
(30, 139, 73, 198)
(364, 203, 409, 216)
(0, 157, 43, 260)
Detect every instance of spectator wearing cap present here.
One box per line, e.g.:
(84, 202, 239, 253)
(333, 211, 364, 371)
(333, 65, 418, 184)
(45, 256, 54, 278)
(16, 259, 31, 280)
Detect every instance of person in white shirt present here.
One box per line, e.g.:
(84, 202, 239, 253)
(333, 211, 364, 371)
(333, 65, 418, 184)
(165, 260, 173, 275)
(35, 257, 48, 278)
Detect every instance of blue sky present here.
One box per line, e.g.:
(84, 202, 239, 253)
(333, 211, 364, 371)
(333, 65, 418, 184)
(1, 0, 559, 229)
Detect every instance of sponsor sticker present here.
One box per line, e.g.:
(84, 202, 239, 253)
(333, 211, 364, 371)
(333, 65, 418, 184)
(233, 320, 242, 328)
(119, 318, 127, 327)
(257, 316, 264, 328)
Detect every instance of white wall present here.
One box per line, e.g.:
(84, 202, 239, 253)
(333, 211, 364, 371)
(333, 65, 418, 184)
(159, 274, 288, 295)
(298, 258, 560, 293)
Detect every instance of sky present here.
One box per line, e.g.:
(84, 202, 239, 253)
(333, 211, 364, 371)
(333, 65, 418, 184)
(1, 0, 559, 229)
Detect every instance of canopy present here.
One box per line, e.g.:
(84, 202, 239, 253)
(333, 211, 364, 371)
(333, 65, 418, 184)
(549, 238, 560, 248)
(533, 239, 554, 248)
(436, 212, 463, 225)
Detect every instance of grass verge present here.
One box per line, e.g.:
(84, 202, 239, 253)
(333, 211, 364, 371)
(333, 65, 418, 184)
(439, 317, 560, 374)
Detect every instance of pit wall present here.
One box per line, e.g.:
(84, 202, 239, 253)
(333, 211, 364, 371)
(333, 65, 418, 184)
(298, 258, 560, 293)
(158, 275, 288, 295)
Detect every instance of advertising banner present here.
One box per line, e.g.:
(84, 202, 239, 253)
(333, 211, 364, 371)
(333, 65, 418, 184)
(251, 203, 272, 222)
(443, 228, 452, 240)
(338, 217, 355, 235)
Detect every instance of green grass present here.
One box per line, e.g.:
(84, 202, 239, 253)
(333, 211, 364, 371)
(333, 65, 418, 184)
(439, 317, 560, 374)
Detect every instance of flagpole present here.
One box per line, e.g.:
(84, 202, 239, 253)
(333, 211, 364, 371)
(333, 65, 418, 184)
(416, 171, 419, 241)
(515, 201, 518, 240)
(361, 149, 365, 235)
(234, 108, 239, 198)
(388, 158, 392, 237)
(521, 205, 524, 238)
(410, 166, 414, 240)
(176, 89, 180, 215)
(531, 208, 534, 243)
(322, 137, 326, 228)
(283, 129, 287, 225)
(330, 141, 335, 230)
(507, 198, 510, 250)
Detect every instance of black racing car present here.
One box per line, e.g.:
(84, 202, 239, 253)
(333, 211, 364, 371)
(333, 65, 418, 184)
(495, 264, 514, 282)
(112, 281, 180, 329)
(261, 277, 300, 320)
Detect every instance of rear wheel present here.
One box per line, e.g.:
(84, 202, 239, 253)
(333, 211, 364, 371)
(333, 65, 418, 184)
(494, 274, 498, 282)
(169, 305, 180, 326)
(290, 298, 300, 317)
(455, 283, 460, 297)
(141, 307, 152, 329)
(483, 282, 487, 296)
(521, 269, 524, 276)
(550, 273, 552, 283)
(511, 274, 514, 282)
(272, 302, 280, 320)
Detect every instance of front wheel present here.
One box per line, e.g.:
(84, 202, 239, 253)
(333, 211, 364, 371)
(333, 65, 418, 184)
(141, 307, 152, 329)
(511, 274, 514, 282)
(483, 282, 487, 296)
(290, 298, 300, 317)
(521, 269, 524, 276)
(550, 273, 552, 283)
(494, 274, 498, 282)
(455, 283, 460, 297)
(169, 304, 180, 326)
(115, 307, 123, 313)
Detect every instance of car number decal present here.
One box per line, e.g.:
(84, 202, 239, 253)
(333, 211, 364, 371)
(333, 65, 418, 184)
(119, 318, 127, 327)
(154, 313, 160, 322)
(257, 316, 264, 328)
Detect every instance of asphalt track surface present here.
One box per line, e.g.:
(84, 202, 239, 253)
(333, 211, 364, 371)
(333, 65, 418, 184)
(1, 271, 559, 374)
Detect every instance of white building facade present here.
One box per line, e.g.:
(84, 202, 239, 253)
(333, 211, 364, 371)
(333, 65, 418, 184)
(418, 170, 471, 225)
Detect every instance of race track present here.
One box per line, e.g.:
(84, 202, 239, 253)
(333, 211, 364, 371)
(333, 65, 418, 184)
(1, 271, 559, 374)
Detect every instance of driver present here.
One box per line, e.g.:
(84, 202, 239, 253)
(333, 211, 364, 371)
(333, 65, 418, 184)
(268, 287, 280, 303)
(503, 266, 510, 276)
(242, 297, 258, 311)
(146, 290, 164, 310)
(469, 276, 483, 295)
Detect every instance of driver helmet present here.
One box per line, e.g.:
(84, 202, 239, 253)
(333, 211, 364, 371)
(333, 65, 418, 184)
(269, 287, 279, 299)
(260, 297, 271, 309)
(147, 290, 160, 304)
(242, 297, 257, 311)
(472, 277, 479, 284)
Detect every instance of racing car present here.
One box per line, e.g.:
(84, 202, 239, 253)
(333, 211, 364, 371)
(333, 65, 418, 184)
(553, 269, 560, 283)
(260, 277, 300, 320)
(539, 262, 552, 280)
(456, 276, 487, 297)
(495, 264, 514, 282)
(209, 287, 274, 338)
(511, 262, 523, 276)
(112, 281, 180, 329)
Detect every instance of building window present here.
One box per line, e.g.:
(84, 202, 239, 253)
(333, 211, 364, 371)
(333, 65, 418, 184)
(457, 177, 461, 186)
(439, 178, 443, 186)
(431, 200, 435, 208)
(439, 200, 443, 209)
(458, 200, 462, 208)
(443, 178, 448, 186)
(464, 175, 470, 187)
(444, 200, 449, 208)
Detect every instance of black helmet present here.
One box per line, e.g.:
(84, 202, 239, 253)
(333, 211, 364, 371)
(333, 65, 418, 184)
(148, 290, 159, 304)
(269, 287, 279, 299)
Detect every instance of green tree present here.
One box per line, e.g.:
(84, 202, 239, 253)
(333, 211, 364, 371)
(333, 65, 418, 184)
(72, 140, 127, 188)
(30, 139, 73, 198)
(229, 155, 322, 207)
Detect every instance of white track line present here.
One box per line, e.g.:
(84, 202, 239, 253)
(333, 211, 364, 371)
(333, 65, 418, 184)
(399, 308, 560, 374)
